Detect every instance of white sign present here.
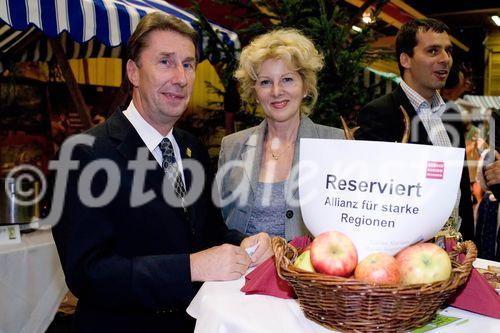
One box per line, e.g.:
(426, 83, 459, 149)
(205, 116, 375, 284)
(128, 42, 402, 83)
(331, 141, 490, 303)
(299, 139, 464, 261)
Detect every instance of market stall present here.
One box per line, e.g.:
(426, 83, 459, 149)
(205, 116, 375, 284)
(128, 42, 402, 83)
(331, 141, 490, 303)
(0, 0, 238, 129)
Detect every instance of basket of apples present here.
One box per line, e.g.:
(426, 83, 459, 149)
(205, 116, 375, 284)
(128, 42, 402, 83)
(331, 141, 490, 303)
(272, 231, 477, 333)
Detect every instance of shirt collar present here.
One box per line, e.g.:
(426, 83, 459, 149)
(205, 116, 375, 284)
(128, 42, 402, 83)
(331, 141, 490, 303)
(400, 81, 445, 115)
(122, 101, 174, 152)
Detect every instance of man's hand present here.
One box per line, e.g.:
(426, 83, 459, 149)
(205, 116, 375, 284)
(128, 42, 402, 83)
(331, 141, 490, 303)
(485, 151, 500, 186)
(190, 244, 250, 282)
(241, 232, 273, 267)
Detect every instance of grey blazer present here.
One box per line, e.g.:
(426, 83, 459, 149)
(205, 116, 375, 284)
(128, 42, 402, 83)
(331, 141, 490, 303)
(216, 116, 344, 240)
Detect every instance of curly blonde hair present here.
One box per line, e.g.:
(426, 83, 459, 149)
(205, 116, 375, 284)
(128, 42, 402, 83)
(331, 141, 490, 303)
(234, 28, 324, 115)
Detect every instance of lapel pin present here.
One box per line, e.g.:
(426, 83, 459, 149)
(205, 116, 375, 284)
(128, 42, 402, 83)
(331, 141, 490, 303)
(186, 147, 192, 157)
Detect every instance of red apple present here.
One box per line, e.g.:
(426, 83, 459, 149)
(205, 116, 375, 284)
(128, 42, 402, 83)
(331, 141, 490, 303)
(310, 231, 358, 277)
(354, 252, 400, 285)
(396, 243, 452, 285)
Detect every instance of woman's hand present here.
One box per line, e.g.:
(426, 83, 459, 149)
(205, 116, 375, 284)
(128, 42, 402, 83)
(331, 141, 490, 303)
(240, 232, 274, 267)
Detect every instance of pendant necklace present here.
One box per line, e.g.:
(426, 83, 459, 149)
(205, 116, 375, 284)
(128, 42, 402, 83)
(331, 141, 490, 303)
(269, 140, 294, 161)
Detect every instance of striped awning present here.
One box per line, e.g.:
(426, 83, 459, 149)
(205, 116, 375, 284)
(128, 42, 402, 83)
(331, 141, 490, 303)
(464, 95, 500, 110)
(0, 25, 125, 62)
(0, 0, 239, 62)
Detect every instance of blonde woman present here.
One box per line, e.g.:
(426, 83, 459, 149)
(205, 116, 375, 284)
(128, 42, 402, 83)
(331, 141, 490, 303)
(216, 29, 344, 240)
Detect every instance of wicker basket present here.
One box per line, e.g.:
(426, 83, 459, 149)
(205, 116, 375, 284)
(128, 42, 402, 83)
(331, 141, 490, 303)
(272, 237, 477, 333)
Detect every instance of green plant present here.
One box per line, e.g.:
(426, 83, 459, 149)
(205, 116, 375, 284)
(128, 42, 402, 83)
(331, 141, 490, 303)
(189, 0, 262, 136)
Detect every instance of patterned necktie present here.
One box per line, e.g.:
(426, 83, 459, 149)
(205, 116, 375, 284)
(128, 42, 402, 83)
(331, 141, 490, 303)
(159, 138, 186, 201)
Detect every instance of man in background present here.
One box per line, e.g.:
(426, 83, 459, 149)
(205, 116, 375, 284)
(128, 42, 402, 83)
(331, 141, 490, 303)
(355, 18, 474, 241)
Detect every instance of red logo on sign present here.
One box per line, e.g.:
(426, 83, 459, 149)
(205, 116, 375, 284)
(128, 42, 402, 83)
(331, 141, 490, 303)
(426, 161, 444, 179)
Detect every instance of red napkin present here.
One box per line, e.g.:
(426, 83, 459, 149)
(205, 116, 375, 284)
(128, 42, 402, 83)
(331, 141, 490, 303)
(448, 267, 500, 318)
(241, 236, 311, 299)
(442, 239, 500, 318)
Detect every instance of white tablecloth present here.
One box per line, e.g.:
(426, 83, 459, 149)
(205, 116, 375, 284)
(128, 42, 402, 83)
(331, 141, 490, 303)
(187, 259, 500, 333)
(0, 230, 68, 333)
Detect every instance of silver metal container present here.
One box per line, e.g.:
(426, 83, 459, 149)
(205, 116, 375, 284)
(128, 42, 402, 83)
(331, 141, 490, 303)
(0, 177, 40, 225)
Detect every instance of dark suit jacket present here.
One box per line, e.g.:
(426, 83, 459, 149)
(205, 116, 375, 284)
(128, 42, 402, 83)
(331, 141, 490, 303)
(355, 85, 474, 241)
(52, 110, 244, 333)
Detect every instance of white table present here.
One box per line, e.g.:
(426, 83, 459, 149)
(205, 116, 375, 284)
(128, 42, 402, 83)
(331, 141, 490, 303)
(187, 259, 500, 333)
(0, 230, 68, 333)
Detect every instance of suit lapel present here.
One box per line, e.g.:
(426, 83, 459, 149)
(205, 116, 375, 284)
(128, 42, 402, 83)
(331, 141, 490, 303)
(442, 109, 465, 148)
(291, 116, 317, 169)
(289, 116, 318, 199)
(106, 111, 158, 171)
(107, 111, 187, 222)
(240, 119, 266, 195)
(108, 112, 165, 198)
(392, 86, 429, 145)
(107, 110, 142, 161)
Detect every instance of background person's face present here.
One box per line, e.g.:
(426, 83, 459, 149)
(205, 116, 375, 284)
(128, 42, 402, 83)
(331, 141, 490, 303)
(254, 58, 306, 125)
(401, 30, 453, 100)
(127, 30, 196, 132)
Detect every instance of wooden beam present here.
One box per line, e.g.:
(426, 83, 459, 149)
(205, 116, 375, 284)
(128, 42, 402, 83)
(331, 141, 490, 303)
(49, 38, 92, 129)
(345, 0, 404, 27)
(390, 0, 469, 52)
(389, 0, 425, 19)
(3, 28, 44, 59)
(344, 0, 470, 52)
(107, 60, 130, 117)
(82, 58, 91, 85)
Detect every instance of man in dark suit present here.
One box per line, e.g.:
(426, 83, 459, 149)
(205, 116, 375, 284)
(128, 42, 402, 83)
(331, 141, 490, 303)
(355, 18, 474, 241)
(51, 13, 272, 333)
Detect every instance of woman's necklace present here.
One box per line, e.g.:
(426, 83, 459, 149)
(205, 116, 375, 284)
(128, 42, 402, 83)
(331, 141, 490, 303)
(268, 138, 295, 161)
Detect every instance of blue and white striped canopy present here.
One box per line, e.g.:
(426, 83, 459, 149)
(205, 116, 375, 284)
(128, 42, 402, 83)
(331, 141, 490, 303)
(0, 0, 239, 59)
